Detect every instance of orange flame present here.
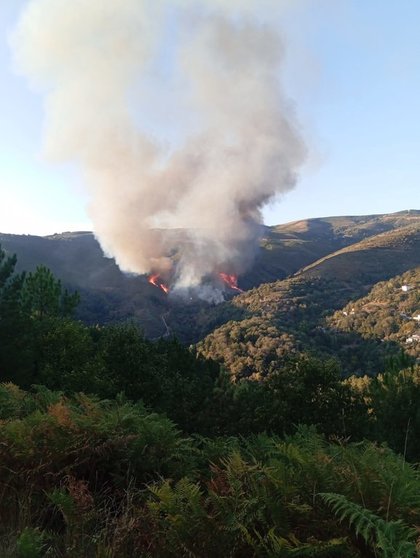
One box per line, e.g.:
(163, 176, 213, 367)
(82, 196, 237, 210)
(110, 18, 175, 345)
(148, 274, 170, 294)
(219, 272, 243, 292)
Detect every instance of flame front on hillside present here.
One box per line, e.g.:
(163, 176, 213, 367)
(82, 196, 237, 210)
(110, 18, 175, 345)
(149, 269, 243, 299)
(148, 274, 170, 294)
(218, 273, 243, 293)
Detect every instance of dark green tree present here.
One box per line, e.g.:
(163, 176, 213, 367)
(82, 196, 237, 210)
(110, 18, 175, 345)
(0, 245, 30, 383)
(264, 355, 369, 438)
(22, 265, 79, 320)
(17, 265, 82, 388)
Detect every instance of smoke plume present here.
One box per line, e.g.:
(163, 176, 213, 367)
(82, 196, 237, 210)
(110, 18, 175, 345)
(12, 0, 306, 300)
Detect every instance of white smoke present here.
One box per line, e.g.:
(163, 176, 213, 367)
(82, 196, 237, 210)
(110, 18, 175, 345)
(12, 0, 306, 297)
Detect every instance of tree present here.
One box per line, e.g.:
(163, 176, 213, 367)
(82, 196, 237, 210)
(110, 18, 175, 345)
(33, 318, 94, 391)
(0, 245, 30, 383)
(18, 265, 81, 387)
(264, 355, 369, 438)
(21, 265, 79, 320)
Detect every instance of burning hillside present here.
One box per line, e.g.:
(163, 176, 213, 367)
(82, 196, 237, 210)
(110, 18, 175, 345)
(148, 268, 243, 301)
(218, 273, 243, 293)
(148, 274, 170, 295)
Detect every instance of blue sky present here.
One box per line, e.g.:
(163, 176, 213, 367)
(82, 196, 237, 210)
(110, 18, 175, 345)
(0, 0, 419, 235)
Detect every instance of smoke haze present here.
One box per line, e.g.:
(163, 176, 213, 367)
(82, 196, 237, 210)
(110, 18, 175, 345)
(12, 0, 306, 299)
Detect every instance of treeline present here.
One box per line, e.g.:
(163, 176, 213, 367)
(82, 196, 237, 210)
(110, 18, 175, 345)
(1, 246, 420, 556)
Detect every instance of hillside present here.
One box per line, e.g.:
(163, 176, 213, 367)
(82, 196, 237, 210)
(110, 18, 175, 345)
(196, 222, 420, 378)
(0, 210, 419, 342)
(243, 209, 420, 288)
(0, 231, 170, 336)
(297, 222, 420, 283)
(327, 268, 420, 361)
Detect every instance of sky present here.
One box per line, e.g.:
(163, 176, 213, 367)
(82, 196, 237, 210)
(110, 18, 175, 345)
(0, 0, 419, 236)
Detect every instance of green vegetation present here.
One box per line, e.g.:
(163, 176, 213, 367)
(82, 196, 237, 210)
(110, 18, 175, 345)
(328, 268, 420, 361)
(1, 244, 420, 555)
(0, 386, 419, 557)
(196, 273, 411, 379)
(197, 252, 419, 379)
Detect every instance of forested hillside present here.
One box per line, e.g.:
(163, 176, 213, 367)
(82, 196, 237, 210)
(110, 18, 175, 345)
(197, 255, 420, 380)
(328, 268, 420, 360)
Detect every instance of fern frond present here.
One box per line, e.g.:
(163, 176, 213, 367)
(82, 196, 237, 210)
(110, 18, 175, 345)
(319, 492, 417, 558)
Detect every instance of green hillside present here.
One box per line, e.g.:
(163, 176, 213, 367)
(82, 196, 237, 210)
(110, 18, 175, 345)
(328, 267, 420, 360)
(197, 224, 420, 378)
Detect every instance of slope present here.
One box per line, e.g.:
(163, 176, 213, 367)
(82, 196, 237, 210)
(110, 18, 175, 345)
(327, 267, 420, 361)
(297, 222, 420, 284)
(196, 223, 420, 378)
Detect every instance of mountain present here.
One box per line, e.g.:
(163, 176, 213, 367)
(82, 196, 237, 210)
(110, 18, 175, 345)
(0, 231, 178, 336)
(1, 210, 419, 347)
(196, 217, 420, 379)
(242, 209, 420, 288)
(296, 221, 420, 283)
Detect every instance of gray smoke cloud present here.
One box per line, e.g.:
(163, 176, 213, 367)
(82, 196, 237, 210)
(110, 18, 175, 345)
(12, 0, 306, 299)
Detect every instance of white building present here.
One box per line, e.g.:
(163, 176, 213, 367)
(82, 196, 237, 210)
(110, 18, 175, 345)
(406, 334, 420, 344)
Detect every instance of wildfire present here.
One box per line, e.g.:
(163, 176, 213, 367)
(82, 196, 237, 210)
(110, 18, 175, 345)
(148, 271, 242, 296)
(218, 273, 243, 292)
(148, 274, 170, 294)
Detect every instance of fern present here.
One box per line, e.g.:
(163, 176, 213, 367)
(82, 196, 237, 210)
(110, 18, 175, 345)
(47, 488, 76, 525)
(16, 528, 47, 558)
(319, 492, 417, 558)
(242, 525, 347, 557)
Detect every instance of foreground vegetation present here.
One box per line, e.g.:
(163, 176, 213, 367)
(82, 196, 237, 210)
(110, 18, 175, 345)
(1, 386, 419, 557)
(1, 246, 420, 556)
